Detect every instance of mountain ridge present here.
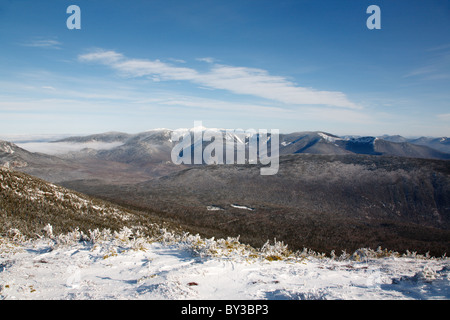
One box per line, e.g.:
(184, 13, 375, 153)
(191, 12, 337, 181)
(3, 129, 449, 185)
(26, 129, 450, 163)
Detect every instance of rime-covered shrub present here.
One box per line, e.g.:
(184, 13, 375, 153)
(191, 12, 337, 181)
(260, 239, 292, 261)
(3, 225, 448, 264)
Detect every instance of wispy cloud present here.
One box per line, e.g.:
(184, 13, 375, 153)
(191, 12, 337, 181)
(79, 49, 361, 109)
(196, 57, 216, 63)
(404, 65, 450, 80)
(42, 86, 56, 91)
(21, 39, 62, 49)
(167, 58, 187, 64)
(405, 44, 450, 81)
(427, 43, 450, 52)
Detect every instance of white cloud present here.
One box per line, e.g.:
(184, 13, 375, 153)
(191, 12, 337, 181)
(196, 57, 216, 63)
(200, 64, 361, 108)
(21, 39, 62, 49)
(404, 65, 438, 78)
(79, 50, 360, 109)
(42, 86, 56, 90)
(78, 50, 124, 64)
(117, 58, 198, 80)
(167, 58, 187, 64)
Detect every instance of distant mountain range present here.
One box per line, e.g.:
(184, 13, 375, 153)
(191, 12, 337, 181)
(381, 135, 450, 154)
(55, 129, 450, 161)
(1, 129, 449, 184)
(279, 132, 450, 159)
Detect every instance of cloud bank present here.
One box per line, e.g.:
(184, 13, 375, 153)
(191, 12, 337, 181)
(16, 141, 124, 155)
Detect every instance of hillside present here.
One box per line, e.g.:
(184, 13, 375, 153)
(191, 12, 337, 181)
(0, 166, 173, 238)
(62, 153, 450, 256)
(0, 140, 169, 184)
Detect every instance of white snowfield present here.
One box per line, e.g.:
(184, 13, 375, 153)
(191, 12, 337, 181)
(1, 227, 449, 300)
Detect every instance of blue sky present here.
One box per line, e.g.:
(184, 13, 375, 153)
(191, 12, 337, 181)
(0, 0, 449, 137)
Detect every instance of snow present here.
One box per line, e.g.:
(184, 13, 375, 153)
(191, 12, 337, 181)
(206, 205, 224, 211)
(1, 229, 449, 300)
(224, 131, 246, 145)
(350, 136, 377, 144)
(230, 204, 255, 211)
(0, 142, 15, 154)
(317, 132, 342, 143)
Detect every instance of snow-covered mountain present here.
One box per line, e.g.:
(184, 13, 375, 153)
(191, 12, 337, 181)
(279, 132, 450, 159)
(0, 140, 74, 173)
(408, 136, 450, 154)
(3, 128, 449, 187)
(376, 135, 450, 154)
(31, 129, 450, 163)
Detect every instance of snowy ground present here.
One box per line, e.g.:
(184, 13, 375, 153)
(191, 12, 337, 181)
(1, 228, 449, 300)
